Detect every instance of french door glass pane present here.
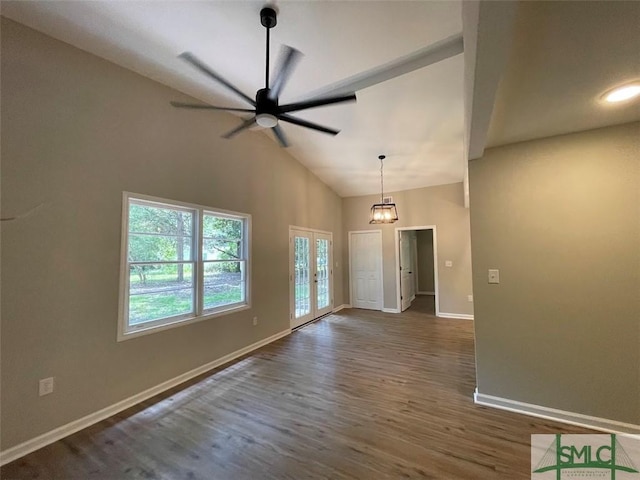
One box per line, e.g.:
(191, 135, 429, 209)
(128, 263, 194, 325)
(316, 238, 330, 309)
(295, 236, 311, 318)
(203, 261, 245, 310)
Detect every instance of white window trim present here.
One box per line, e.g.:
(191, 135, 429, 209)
(117, 192, 251, 341)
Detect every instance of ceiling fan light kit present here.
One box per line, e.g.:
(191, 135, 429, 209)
(170, 6, 357, 148)
(369, 155, 399, 224)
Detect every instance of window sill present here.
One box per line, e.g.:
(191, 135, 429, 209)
(117, 304, 251, 342)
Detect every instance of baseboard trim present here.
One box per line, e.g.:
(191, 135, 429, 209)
(382, 307, 401, 314)
(438, 312, 474, 320)
(417, 291, 435, 296)
(332, 304, 351, 313)
(0, 328, 292, 466)
(474, 390, 640, 435)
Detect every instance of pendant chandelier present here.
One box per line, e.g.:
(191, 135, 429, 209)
(369, 155, 399, 224)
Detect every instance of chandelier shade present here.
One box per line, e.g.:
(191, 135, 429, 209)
(369, 203, 399, 224)
(369, 154, 398, 224)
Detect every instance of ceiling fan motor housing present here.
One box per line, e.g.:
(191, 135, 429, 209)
(255, 88, 279, 127)
(256, 88, 278, 115)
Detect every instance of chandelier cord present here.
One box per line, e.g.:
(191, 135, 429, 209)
(380, 157, 384, 203)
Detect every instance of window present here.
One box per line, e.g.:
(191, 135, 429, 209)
(118, 193, 250, 340)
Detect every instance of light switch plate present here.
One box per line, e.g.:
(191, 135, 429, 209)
(488, 269, 500, 284)
(39, 377, 54, 396)
(445, 260, 453, 267)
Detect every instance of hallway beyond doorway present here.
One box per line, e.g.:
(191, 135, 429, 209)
(408, 293, 436, 315)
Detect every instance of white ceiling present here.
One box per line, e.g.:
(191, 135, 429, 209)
(1, 1, 465, 198)
(487, 1, 640, 148)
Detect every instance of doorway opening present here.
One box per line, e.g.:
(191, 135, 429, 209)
(395, 226, 439, 315)
(289, 227, 333, 329)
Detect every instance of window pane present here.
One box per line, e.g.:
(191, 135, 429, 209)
(203, 214, 242, 241)
(203, 239, 240, 261)
(129, 233, 192, 262)
(129, 263, 194, 325)
(129, 203, 193, 235)
(203, 261, 245, 310)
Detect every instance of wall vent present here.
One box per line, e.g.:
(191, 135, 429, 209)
(383, 196, 394, 204)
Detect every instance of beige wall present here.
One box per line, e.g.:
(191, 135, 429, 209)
(416, 230, 435, 293)
(342, 183, 474, 315)
(470, 122, 640, 425)
(0, 19, 345, 450)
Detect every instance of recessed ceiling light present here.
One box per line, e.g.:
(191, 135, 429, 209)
(603, 83, 640, 103)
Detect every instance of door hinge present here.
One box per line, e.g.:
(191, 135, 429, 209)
(290, 313, 293, 320)
(401, 295, 403, 300)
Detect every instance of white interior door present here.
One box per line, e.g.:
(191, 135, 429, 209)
(350, 231, 383, 310)
(400, 230, 413, 311)
(290, 229, 333, 328)
(410, 232, 418, 300)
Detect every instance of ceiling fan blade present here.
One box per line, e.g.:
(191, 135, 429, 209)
(301, 33, 463, 99)
(170, 101, 255, 113)
(278, 114, 340, 136)
(268, 45, 303, 100)
(278, 93, 356, 114)
(178, 52, 256, 106)
(271, 125, 289, 148)
(222, 117, 257, 139)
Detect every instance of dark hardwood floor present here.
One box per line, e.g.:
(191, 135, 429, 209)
(408, 294, 435, 315)
(2, 302, 591, 479)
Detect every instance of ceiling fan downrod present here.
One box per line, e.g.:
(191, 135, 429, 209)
(257, 7, 278, 127)
(260, 7, 277, 90)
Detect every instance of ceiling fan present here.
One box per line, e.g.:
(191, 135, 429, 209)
(171, 6, 357, 148)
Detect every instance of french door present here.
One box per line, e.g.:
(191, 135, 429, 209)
(290, 229, 333, 328)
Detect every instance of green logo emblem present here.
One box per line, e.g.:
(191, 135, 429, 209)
(532, 434, 639, 479)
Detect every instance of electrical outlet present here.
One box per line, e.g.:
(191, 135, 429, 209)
(39, 377, 54, 396)
(252, 316, 258, 326)
(468, 295, 473, 302)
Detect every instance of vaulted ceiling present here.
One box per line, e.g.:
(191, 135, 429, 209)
(2, 1, 638, 197)
(0, 1, 465, 197)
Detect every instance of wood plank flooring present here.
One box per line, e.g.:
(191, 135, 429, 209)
(2, 298, 592, 479)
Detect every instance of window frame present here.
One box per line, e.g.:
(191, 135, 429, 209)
(118, 192, 251, 341)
